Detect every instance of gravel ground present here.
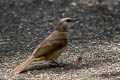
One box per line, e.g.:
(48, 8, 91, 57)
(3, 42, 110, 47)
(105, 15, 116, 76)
(0, 0, 120, 80)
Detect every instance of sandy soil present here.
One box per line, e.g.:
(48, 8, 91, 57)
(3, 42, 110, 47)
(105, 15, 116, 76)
(0, 0, 120, 80)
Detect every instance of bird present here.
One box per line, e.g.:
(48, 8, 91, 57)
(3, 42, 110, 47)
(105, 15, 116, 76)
(11, 17, 80, 75)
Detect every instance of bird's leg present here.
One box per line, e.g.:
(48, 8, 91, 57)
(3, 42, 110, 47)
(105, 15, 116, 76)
(51, 61, 60, 65)
(49, 61, 61, 67)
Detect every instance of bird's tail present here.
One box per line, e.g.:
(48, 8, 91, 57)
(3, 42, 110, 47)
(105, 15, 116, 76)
(11, 56, 35, 75)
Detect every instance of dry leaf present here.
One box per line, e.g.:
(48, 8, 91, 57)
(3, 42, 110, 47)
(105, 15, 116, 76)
(77, 56, 82, 61)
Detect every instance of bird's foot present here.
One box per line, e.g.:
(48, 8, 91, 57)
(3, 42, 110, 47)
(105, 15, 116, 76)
(49, 61, 61, 68)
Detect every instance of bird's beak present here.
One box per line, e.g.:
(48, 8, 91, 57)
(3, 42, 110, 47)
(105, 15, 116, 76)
(72, 18, 80, 22)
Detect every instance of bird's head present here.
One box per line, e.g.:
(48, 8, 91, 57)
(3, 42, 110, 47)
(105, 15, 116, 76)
(56, 18, 80, 32)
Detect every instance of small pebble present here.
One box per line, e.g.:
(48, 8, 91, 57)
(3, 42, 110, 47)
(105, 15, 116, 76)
(70, 2, 77, 6)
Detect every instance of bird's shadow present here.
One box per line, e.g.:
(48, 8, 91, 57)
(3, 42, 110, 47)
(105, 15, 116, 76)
(20, 59, 111, 74)
(21, 62, 67, 73)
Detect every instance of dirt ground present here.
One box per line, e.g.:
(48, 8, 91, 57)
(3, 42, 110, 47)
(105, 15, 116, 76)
(0, 0, 120, 80)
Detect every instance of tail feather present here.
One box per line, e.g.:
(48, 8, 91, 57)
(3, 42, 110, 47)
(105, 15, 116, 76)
(11, 56, 35, 75)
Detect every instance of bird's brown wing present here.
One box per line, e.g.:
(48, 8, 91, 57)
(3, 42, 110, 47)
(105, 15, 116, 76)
(32, 39, 67, 58)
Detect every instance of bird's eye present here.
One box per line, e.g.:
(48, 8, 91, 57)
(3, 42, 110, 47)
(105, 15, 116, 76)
(66, 19, 72, 22)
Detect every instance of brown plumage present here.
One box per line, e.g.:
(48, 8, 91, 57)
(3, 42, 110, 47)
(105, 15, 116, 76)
(11, 18, 80, 75)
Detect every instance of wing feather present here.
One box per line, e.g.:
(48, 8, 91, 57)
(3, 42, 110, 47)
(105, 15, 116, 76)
(32, 39, 67, 58)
